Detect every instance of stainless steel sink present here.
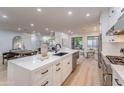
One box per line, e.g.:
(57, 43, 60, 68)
(54, 52, 68, 56)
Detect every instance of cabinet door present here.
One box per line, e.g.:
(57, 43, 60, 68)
(62, 55, 72, 82)
(53, 61, 63, 85)
(113, 69, 124, 86)
(117, 7, 124, 19)
(32, 64, 53, 86)
(109, 7, 118, 29)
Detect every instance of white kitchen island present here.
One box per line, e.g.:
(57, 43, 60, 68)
(7, 49, 79, 86)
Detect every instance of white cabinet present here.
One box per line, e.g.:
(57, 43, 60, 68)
(109, 7, 124, 29)
(53, 61, 63, 85)
(8, 53, 74, 86)
(117, 7, 124, 19)
(113, 69, 124, 86)
(32, 64, 53, 86)
(109, 7, 118, 29)
(62, 55, 72, 82)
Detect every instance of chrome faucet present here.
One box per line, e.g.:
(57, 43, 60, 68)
(55, 44, 61, 53)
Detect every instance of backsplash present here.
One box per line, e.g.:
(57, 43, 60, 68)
(102, 42, 124, 56)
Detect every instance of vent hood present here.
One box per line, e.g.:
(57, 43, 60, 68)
(107, 14, 124, 35)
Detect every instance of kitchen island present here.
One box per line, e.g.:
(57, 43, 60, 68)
(7, 49, 79, 86)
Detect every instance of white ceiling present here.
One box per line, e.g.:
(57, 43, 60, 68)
(0, 7, 107, 35)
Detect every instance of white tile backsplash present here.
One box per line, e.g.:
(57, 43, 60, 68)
(102, 42, 124, 56)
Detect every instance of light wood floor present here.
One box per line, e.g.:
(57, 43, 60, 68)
(0, 56, 103, 86)
(63, 57, 103, 86)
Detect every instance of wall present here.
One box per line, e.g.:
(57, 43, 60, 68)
(0, 30, 41, 64)
(55, 32, 69, 48)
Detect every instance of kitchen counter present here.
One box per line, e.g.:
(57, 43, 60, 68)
(8, 49, 79, 71)
(101, 52, 124, 83)
(111, 65, 124, 81)
(7, 49, 79, 85)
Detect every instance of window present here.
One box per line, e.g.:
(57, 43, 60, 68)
(72, 37, 83, 49)
(87, 36, 98, 48)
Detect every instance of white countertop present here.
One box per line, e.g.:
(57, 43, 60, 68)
(8, 49, 79, 71)
(111, 65, 124, 81)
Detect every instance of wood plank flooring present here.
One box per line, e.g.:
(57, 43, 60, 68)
(63, 56, 103, 86)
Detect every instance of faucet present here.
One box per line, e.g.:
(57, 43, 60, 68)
(55, 44, 61, 53)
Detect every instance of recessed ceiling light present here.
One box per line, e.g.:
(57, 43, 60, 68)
(86, 13, 90, 17)
(30, 24, 34, 27)
(71, 32, 73, 34)
(68, 11, 72, 15)
(45, 28, 49, 31)
(51, 30, 54, 32)
(68, 30, 71, 33)
(2, 15, 7, 18)
(17, 27, 21, 31)
(37, 8, 42, 12)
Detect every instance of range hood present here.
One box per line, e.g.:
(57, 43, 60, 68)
(107, 14, 124, 35)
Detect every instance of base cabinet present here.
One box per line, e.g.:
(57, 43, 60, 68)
(53, 61, 63, 85)
(8, 54, 73, 86)
(113, 69, 124, 86)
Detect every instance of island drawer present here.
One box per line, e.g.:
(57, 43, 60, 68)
(32, 65, 53, 83)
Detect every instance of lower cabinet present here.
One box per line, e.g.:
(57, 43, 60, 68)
(53, 61, 63, 85)
(62, 55, 72, 82)
(8, 54, 73, 86)
(32, 64, 53, 86)
(113, 69, 124, 86)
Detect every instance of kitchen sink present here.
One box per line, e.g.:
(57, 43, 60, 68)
(54, 52, 68, 56)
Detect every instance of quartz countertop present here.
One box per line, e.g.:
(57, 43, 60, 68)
(8, 49, 79, 71)
(111, 65, 124, 81)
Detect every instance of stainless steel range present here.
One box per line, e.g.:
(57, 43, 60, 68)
(102, 55, 124, 86)
(106, 56, 124, 65)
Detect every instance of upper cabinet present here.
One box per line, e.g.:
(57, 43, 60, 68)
(100, 7, 124, 43)
(109, 7, 124, 29)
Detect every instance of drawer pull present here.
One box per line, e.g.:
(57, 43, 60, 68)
(41, 70, 48, 75)
(56, 63, 60, 66)
(68, 62, 70, 64)
(41, 81, 49, 86)
(56, 68, 61, 71)
(115, 79, 122, 86)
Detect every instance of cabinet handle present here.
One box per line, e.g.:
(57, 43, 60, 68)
(41, 70, 48, 75)
(56, 68, 61, 71)
(41, 81, 49, 86)
(56, 63, 60, 66)
(112, 10, 114, 13)
(68, 62, 70, 64)
(115, 79, 122, 86)
(121, 8, 124, 12)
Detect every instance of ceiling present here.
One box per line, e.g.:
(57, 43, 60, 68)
(0, 7, 107, 35)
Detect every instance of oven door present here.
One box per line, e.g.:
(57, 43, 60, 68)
(102, 57, 112, 86)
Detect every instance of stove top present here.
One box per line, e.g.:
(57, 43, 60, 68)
(106, 56, 124, 65)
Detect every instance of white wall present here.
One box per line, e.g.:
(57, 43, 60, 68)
(0, 30, 42, 64)
(55, 32, 69, 48)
